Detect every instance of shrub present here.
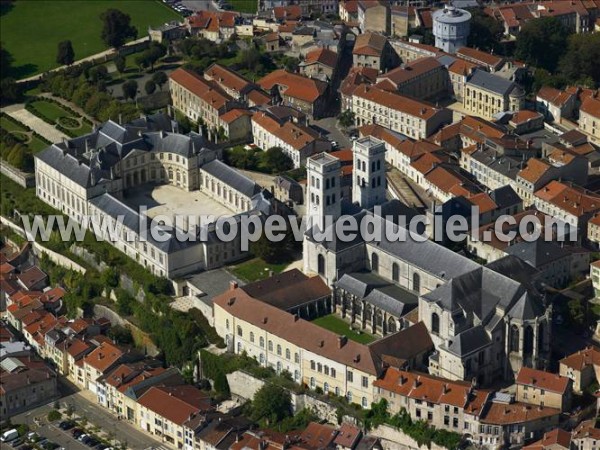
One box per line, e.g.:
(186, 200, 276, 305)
(47, 410, 62, 422)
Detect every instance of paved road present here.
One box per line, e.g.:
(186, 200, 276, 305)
(11, 390, 162, 450)
(181, 0, 217, 11)
(310, 117, 352, 149)
(2, 104, 68, 143)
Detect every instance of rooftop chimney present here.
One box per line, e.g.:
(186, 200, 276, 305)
(230, 280, 238, 291)
(338, 335, 347, 348)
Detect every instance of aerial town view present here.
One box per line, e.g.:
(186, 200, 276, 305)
(1, 0, 600, 449)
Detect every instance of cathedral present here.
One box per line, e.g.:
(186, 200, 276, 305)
(303, 136, 552, 385)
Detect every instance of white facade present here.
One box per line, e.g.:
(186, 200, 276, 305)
(352, 137, 387, 209)
(432, 6, 471, 54)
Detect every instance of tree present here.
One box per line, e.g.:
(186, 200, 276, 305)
(559, 33, 600, 88)
(108, 325, 133, 344)
(145, 80, 157, 95)
(56, 40, 75, 66)
(338, 109, 355, 128)
(515, 17, 569, 72)
(250, 384, 292, 425)
(152, 71, 168, 90)
(47, 410, 62, 422)
(0, 78, 20, 104)
(122, 79, 138, 100)
(114, 55, 126, 74)
(135, 43, 166, 71)
(240, 47, 262, 72)
(0, 42, 13, 79)
(262, 146, 293, 173)
(467, 9, 504, 53)
(100, 9, 137, 48)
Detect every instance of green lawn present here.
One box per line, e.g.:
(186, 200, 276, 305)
(229, 258, 288, 282)
(229, 0, 257, 14)
(1, 0, 181, 79)
(312, 314, 377, 344)
(28, 100, 93, 136)
(0, 115, 49, 153)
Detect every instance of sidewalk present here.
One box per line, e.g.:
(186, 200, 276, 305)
(2, 104, 68, 143)
(38, 92, 99, 125)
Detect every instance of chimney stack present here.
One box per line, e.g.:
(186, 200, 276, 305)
(230, 280, 238, 290)
(337, 335, 347, 348)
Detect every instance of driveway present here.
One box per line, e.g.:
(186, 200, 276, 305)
(310, 117, 352, 149)
(2, 104, 68, 143)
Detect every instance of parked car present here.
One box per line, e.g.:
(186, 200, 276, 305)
(58, 421, 74, 431)
(1, 429, 19, 443)
(10, 438, 23, 447)
(71, 429, 83, 439)
(86, 439, 99, 447)
(43, 442, 59, 450)
(26, 432, 38, 442)
(79, 435, 91, 445)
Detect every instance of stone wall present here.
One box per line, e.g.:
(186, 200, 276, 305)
(0, 163, 35, 188)
(226, 370, 266, 401)
(225, 370, 358, 425)
(93, 304, 159, 356)
(370, 424, 449, 450)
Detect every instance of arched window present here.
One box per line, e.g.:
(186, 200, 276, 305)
(237, 326, 242, 337)
(310, 377, 315, 388)
(277, 344, 282, 355)
(388, 317, 397, 333)
(249, 332, 254, 343)
(510, 325, 519, 353)
(392, 263, 399, 282)
(317, 254, 325, 276)
(276, 361, 282, 373)
(285, 348, 290, 360)
(371, 253, 379, 272)
(259, 337, 265, 348)
(537, 321, 545, 352)
(524, 325, 534, 357)
(413, 272, 421, 293)
(431, 313, 440, 334)
(324, 382, 329, 393)
(268, 340, 273, 351)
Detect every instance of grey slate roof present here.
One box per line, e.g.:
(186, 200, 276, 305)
(485, 255, 541, 285)
(201, 160, 261, 198)
(468, 69, 520, 97)
(489, 185, 521, 210)
(506, 240, 570, 268)
(507, 292, 546, 321)
(336, 272, 418, 318)
(445, 325, 491, 357)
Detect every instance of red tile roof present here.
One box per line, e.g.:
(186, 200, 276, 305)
(274, 5, 302, 21)
(373, 367, 490, 414)
(334, 423, 361, 448)
(523, 428, 572, 450)
(537, 86, 575, 108)
(170, 68, 232, 110)
(353, 32, 388, 57)
(376, 57, 442, 89)
(559, 346, 600, 371)
(258, 70, 328, 103)
(83, 342, 124, 373)
(480, 401, 560, 425)
(516, 367, 571, 394)
(534, 181, 600, 217)
(352, 85, 446, 120)
(457, 47, 504, 69)
(304, 48, 338, 68)
(204, 63, 253, 95)
(581, 96, 600, 119)
(138, 385, 212, 425)
(220, 108, 252, 124)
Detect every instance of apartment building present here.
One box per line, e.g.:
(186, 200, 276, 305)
(251, 111, 331, 168)
(203, 63, 255, 102)
(446, 58, 477, 101)
(536, 86, 577, 122)
(515, 367, 572, 412)
(390, 39, 443, 63)
(351, 85, 452, 139)
(299, 47, 338, 80)
(258, 69, 329, 119)
(340, 0, 359, 22)
(456, 47, 505, 73)
(374, 367, 560, 447)
(358, 0, 390, 34)
(579, 96, 600, 145)
(352, 32, 397, 72)
(559, 346, 600, 393)
(185, 11, 239, 41)
(137, 385, 213, 448)
(375, 57, 448, 101)
(339, 67, 379, 111)
(533, 181, 600, 240)
(463, 69, 525, 120)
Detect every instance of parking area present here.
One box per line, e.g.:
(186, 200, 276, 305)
(124, 184, 235, 232)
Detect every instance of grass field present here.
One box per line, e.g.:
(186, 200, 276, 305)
(311, 314, 377, 344)
(229, 257, 288, 282)
(0, 0, 181, 79)
(0, 115, 49, 153)
(28, 100, 93, 136)
(230, 0, 257, 13)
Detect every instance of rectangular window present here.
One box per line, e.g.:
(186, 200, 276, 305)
(347, 370, 353, 383)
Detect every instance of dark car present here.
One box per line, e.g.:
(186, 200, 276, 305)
(10, 439, 23, 447)
(58, 422, 74, 431)
(86, 439, 98, 448)
(80, 436, 92, 445)
(71, 429, 83, 439)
